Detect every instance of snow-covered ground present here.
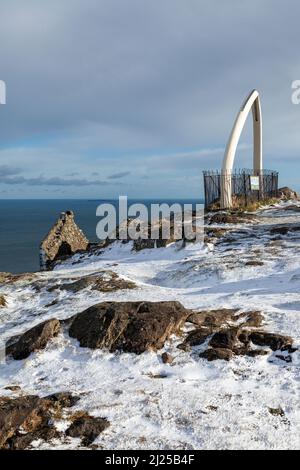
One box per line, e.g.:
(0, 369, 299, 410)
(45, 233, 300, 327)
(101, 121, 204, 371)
(0, 201, 300, 450)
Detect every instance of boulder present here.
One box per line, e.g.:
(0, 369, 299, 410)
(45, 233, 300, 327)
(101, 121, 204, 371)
(209, 328, 240, 350)
(270, 226, 289, 236)
(199, 348, 233, 361)
(247, 331, 294, 351)
(177, 328, 212, 350)
(66, 413, 110, 446)
(69, 301, 190, 354)
(161, 352, 173, 364)
(6, 319, 61, 360)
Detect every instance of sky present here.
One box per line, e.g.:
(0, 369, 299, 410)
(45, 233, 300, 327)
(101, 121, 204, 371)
(0, 0, 300, 199)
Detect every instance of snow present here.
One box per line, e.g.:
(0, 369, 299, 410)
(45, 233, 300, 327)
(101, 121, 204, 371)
(0, 201, 300, 449)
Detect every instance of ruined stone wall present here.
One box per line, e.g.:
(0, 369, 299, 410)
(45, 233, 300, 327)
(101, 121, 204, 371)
(40, 211, 89, 270)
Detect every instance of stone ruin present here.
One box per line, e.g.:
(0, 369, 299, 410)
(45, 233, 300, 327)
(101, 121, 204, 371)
(40, 211, 89, 271)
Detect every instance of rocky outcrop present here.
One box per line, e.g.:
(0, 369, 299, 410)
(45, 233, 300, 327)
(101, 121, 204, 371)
(49, 271, 136, 293)
(199, 348, 233, 361)
(4, 301, 296, 364)
(247, 331, 294, 351)
(181, 309, 297, 362)
(0, 392, 81, 449)
(65, 413, 110, 446)
(278, 187, 299, 200)
(6, 319, 60, 360)
(202, 327, 295, 361)
(40, 211, 89, 271)
(69, 301, 190, 354)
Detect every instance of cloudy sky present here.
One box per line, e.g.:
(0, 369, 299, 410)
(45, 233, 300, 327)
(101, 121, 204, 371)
(0, 0, 300, 199)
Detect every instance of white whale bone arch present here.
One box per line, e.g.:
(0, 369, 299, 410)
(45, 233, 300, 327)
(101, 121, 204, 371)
(220, 89, 262, 208)
(0, 80, 6, 105)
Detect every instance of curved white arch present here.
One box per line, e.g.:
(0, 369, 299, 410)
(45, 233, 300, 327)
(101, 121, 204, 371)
(220, 89, 262, 208)
(0, 80, 6, 105)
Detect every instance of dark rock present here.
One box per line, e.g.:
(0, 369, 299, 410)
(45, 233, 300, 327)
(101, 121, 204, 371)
(177, 342, 192, 352)
(69, 301, 190, 354)
(45, 299, 59, 308)
(0, 395, 52, 449)
(46, 392, 80, 408)
(270, 226, 289, 236)
(177, 328, 212, 350)
(3, 385, 21, 392)
(209, 328, 240, 350)
(248, 331, 293, 351)
(0, 294, 6, 307)
(8, 426, 61, 450)
(199, 348, 234, 361)
(6, 319, 61, 360)
(245, 260, 264, 266)
(268, 407, 285, 417)
(0, 392, 80, 449)
(161, 352, 173, 364)
(66, 414, 109, 446)
(245, 349, 269, 357)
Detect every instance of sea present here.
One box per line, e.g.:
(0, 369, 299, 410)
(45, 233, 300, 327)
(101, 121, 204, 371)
(0, 199, 202, 273)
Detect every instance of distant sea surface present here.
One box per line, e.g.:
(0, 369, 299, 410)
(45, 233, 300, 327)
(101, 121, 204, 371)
(0, 199, 202, 273)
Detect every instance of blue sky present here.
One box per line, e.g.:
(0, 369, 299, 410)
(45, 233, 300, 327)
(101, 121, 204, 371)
(1, 0, 300, 199)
